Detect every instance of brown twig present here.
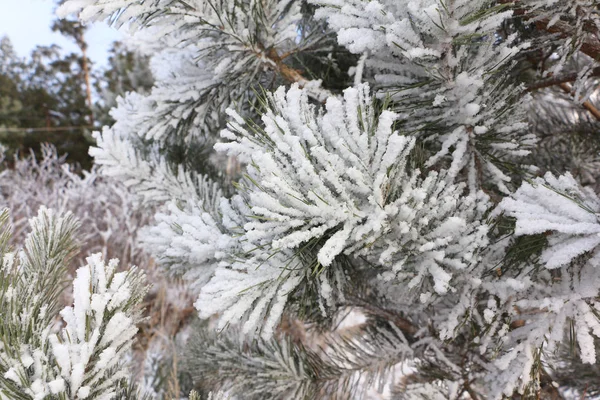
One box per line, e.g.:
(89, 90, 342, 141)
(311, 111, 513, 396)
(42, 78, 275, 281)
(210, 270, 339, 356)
(464, 382, 480, 400)
(508, 2, 600, 121)
(558, 82, 600, 121)
(499, 1, 600, 61)
(537, 18, 600, 62)
(345, 296, 418, 337)
(265, 48, 332, 102)
(581, 383, 589, 400)
(526, 67, 600, 92)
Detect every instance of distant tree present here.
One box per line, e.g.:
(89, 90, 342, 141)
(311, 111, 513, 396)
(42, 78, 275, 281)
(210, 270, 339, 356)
(0, 37, 23, 130)
(94, 41, 154, 127)
(0, 41, 94, 169)
(0, 22, 95, 169)
(51, 7, 94, 125)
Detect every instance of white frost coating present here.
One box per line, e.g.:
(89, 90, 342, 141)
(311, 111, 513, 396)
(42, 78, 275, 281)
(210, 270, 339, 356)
(464, 103, 481, 117)
(4, 367, 19, 383)
(312, 0, 536, 191)
(217, 83, 490, 293)
(59, 0, 326, 208)
(479, 173, 600, 396)
(77, 386, 91, 399)
(48, 253, 145, 400)
(192, 82, 489, 340)
(89, 116, 208, 206)
(51, 0, 600, 397)
(95, 347, 116, 371)
(139, 191, 235, 289)
(210, 83, 491, 345)
(498, 172, 600, 269)
(216, 83, 412, 266)
(48, 378, 66, 394)
(55, 0, 95, 17)
(196, 252, 303, 340)
(72, 266, 92, 342)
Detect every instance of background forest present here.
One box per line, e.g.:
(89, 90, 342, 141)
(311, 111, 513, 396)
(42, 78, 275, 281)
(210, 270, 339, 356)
(0, 13, 153, 169)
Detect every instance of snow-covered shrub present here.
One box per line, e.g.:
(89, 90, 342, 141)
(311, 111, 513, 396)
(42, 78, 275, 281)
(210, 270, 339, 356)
(0, 207, 147, 399)
(0, 144, 151, 268)
(0, 146, 195, 398)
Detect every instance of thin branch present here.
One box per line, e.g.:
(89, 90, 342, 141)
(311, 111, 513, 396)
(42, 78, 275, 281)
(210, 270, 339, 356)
(500, 1, 600, 60)
(581, 383, 589, 400)
(265, 48, 333, 103)
(558, 82, 600, 121)
(537, 18, 600, 62)
(343, 296, 418, 338)
(526, 67, 600, 92)
(464, 382, 480, 400)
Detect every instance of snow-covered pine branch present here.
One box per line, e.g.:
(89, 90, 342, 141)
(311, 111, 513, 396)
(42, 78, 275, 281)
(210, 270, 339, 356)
(57, 0, 315, 138)
(89, 125, 210, 206)
(55, 0, 600, 397)
(152, 83, 487, 340)
(48, 254, 147, 399)
(191, 84, 600, 395)
(185, 318, 413, 399)
(58, 0, 333, 140)
(215, 83, 490, 296)
(139, 176, 229, 288)
(56, 0, 336, 213)
(0, 208, 148, 400)
(312, 0, 537, 191)
(498, 172, 600, 269)
(473, 173, 600, 397)
(520, 0, 600, 101)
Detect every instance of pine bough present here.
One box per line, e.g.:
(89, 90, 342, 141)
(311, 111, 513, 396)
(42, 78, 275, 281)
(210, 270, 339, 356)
(57, 0, 600, 398)
(0, 207, 147, 399)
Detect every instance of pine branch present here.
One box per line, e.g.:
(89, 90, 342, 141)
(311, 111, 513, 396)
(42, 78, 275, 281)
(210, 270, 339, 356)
(342, 296, 418, 340)
(0, 207, 80, 380)
(525, 67, 600, 92)
(535, 18, 600, 62)
(502, 0, 600, 60)
(55, 0, 600, 397)
(558, 82, 600, 121)
(0, 208, 148, 399)
(185, 318, 413, 400)
(264, 47, 332, 102)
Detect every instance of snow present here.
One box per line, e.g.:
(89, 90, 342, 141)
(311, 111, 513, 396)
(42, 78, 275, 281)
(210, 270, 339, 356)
(77, 386, 91, 399)
(48, 378, 66, 394)
(4, 367, 19, 384)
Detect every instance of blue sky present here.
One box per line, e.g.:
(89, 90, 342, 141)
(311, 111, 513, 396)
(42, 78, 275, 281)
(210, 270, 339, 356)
(0, 0, 121, 68)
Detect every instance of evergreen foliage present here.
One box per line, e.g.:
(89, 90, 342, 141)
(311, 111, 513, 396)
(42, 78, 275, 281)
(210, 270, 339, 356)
(94, 42, 154, 127)
(48, 0, 600, 398)
(0, 207, 148, 399)
(0, 4, 153, 170)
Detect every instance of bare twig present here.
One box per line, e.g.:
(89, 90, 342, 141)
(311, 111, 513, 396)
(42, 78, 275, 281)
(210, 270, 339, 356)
(266, 48, 333, 102)
(526, 67, 600, 92)
(499, 1, 600, 61)
(344, 296, 418, 338)
(558, 82, 600, 121)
